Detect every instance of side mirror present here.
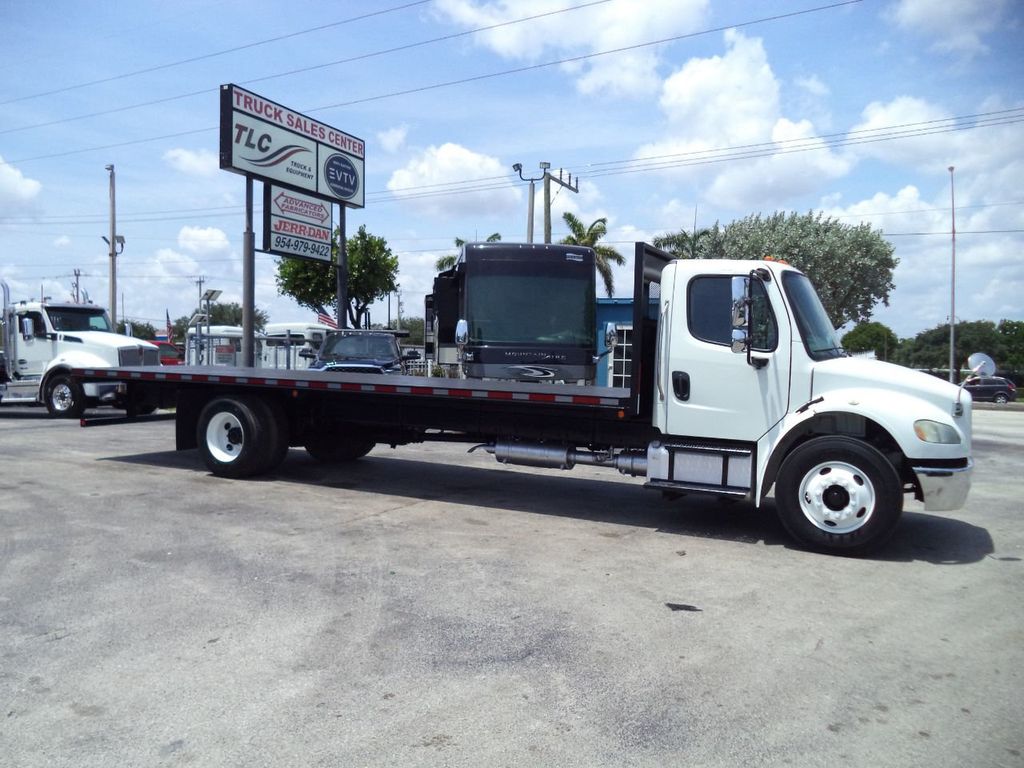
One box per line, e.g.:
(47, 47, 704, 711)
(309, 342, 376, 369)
(730, 275, 749, 353)
(21, 317, 34, 340)
(966, 352, 996, 378)
(604, 322, 618, 352)
(298, 348, 317, 359)
(455, 319, 468, 349)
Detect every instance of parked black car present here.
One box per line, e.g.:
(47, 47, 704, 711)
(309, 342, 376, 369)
(962, 375, 1017, 403)
(306, 329, 419, 375)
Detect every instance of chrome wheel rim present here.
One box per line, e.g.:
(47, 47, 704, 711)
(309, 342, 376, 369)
(798, 460, 876, 534)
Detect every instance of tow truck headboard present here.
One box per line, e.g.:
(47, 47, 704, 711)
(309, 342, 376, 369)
(629, 242, 674, 419)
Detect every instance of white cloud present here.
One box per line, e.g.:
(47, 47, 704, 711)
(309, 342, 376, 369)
(434, 0, 709, 97)
(796, 75, 829, 97)
(377, 125, 409, 154)
(177, 226, 231, 255)
(386, 142, 520, 217)
(163, 148, 219, 177)
(637, 30, 848, 210)
(53, 236, 71, 248)
(0, 155, 42, 208)
(887, 0, 1008, 56)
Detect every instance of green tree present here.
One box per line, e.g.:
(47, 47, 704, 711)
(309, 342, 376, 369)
(708, 211, 897, 329)
(117, 320, 157, 338)
(276, 225, 398, 328)
(559, 212, 625, 297)
(436, 233, 501, 272)
(894, 320, 1002, 373)
(997, 319, 1024, 372)
(841, 321, 899, 361)
(653, 227, 713, 259)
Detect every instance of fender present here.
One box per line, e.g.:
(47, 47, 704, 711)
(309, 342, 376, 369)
(755, 387, 969, 506)
(39, 349, 123, 400)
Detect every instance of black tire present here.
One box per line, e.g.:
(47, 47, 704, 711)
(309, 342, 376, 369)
(45, 373, 85, 418)
(304, 432, 375, 463)
(994, 393, 1008, 404)
(774, 436, 903, 556)
(196, 395, 287, 478)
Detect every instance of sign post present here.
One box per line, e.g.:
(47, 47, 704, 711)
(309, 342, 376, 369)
(218, 84, 365, 353)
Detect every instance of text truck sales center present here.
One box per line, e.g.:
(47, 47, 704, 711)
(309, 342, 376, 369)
(219, 83, 365, 262)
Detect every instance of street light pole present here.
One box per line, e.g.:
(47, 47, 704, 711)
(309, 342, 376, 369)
(948, 165, 956, 384)
(105, 164, 118, 326)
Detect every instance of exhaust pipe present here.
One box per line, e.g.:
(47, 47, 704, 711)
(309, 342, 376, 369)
(485, 440, 647, 477)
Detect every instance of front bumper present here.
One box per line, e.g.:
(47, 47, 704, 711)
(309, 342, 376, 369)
(912, 459, 973, 512)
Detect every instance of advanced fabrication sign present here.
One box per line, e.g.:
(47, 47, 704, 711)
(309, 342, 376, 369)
(219, 84, 365, 208)
(263, 184, 333, 262)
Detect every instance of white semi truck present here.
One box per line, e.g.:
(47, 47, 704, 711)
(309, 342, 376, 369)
(1, 280, 159, 417)
(71, 244, 977, 555)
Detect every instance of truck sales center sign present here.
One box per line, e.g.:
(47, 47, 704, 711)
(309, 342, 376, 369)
(219, 83, 365, 209)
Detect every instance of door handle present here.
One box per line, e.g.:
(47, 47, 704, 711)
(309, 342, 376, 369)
(672, 371, 690, 401)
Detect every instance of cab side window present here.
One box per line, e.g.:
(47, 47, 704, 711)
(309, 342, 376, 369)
(688, 275, 777, 352)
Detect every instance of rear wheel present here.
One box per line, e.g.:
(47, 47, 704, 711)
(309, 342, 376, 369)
(774, 436, 903, 556)
(45, 373, 85, 418)
(994, 393, 1008, 404)
(196, 395, 287, 478)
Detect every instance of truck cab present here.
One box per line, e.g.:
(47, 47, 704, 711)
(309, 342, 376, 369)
(1, 280, 159, 416)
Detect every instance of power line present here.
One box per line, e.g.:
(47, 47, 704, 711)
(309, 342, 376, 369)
(0, 1, 434, 106)
(0, 1, 612, 137)
(1, 1, 861, 165)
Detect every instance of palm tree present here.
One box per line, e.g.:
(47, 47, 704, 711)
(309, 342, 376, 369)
(435, 232, 501, 271)
(559, 212, 625, 297)
(653, 227, 713, 259)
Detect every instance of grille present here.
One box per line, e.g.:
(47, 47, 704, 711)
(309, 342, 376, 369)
(119, 346, 161, 366)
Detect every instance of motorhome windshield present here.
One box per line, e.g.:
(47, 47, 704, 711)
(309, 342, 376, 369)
(781, 272, 844, 361)
(465, 265, 595, 346)
(46, 307, 112, 332)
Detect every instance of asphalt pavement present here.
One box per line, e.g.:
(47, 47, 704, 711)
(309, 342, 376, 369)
(0, 405, 1021, 767)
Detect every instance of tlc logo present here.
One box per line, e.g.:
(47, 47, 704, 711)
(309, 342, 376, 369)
(234, 123, 271, 152)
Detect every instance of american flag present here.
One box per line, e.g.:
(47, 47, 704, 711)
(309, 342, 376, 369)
(166, 309, 173, 341)
(317, 311, 338, 329)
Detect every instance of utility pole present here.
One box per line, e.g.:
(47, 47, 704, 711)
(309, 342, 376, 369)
(948, 165, 957, 384)
(512, 161, 549, 243)
(103, 165, 125, 326)
(72, 269, 81, 303)
(543, 167, 579, 244)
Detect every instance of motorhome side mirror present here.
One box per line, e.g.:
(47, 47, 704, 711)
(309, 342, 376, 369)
(21, 317, 34, 340)
(604, 322, 618, 352)
(967, 352, 996, 378)
(455, 319, 469, 349)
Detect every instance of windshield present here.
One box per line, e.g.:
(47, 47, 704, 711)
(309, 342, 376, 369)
(321, 334, 398, 361)
(46, 307, 112, 332)
(466, 273, 595, 346)
(781, 272, 844, 361)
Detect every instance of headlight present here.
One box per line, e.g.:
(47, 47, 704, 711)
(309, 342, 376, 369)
(914, 419, 961, 444)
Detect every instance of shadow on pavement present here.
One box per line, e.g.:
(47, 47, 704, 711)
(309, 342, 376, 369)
(104, 447, 993, 564)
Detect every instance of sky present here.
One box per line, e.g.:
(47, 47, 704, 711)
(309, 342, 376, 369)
(1, 0, 1022, 342)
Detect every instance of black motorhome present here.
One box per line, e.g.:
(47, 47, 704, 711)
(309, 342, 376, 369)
(427, 242, 597, 382)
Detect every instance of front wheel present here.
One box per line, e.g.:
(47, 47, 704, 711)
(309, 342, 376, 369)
(45, 373, 85, 418)
(774, 436, 903, 556)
